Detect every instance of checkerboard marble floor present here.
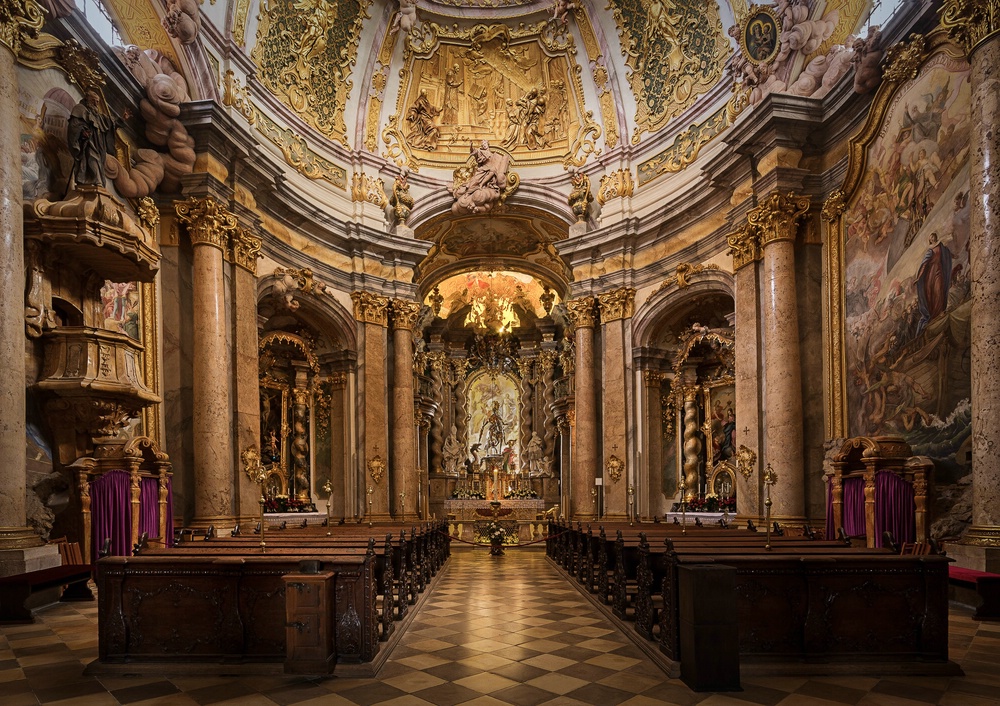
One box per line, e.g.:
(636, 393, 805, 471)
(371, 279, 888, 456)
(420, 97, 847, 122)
(1, 547, 999, 705)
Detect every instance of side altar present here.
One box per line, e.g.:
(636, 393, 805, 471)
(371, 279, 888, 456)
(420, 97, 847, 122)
(444, 499, 548, 545)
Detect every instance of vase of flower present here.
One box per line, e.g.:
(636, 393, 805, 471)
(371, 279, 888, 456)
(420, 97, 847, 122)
(490, 540, 505, 556)
(484, 519, 506, 556)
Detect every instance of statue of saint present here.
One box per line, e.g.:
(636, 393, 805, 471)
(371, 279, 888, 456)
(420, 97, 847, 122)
(479, 401, 506, 454)
(442, 425, 463, 476)
(525, 432, 545, 476)
(406, 90, 441, 149)
(68, 90, 114, 188)
(451, 140, 509, 214)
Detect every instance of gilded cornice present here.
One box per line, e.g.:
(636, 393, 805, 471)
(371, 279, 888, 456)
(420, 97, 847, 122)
(598, 287, 636, 323)
(389, 299, 422, 330)
(230, 227, 262, 275)
(351, 291, 391, 326)
(0, 0, 44, 56)
(940, 0, 1000, 58)
(565, 297, 597, 328)
(727, 223, 760, 272)
(352, 173, 389, 208)
(747, 191, 810, 247)
(174, 196, 238, 251)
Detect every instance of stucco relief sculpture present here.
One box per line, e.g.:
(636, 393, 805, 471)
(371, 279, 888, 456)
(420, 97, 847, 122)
(390, 0, 419, 36)
(161, 0, 201, 45)
(567, 166, 593, 223)
(450, 140, 517, 214)
(406, 90, 441, 150)
(389, 166, 414, 225)
(852, 26, 884, 94)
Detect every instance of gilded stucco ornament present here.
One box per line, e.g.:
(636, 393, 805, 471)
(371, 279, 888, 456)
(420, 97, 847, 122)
(606, 454, 624, 483)
(736, 444, 757, 480)
(351, 173, 389, 208)
(881, 33, 927, 84)
(597, 169, 634, 205)
(390, 299, 422, 330)
(136, 197, 159, 232)
(368, 450, 386, 484)
(565, 297, 596, 328)
(605, 0, 728, 142)
(940, 0, 1000, 57)
(597, 287, 636, 322)
(727, 223, 760, 271)
(821, 189, 847, 223)
(175, 196, 237, 250)
(221, 70, 255, 124)
(351, 291, 391, 326)
(254, 111, 347, 189)
(638, 107, 729, 185)
(747, 191, 811, 246)
(0, 0, 44, 55)
(252, 0, 372, 146)
(567, 167, 593, 223)
(390, 167, 415, 225)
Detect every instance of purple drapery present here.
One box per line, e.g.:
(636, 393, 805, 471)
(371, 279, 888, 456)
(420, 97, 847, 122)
(139, 477, 159, 540)
(875, 470, 915, 547)
(90, 470, 131, 561)
(842, 477, 866, 537)
(166, 477, 173, 547)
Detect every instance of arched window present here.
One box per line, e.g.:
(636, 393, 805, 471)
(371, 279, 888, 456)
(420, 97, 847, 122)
(78, 0, 124, 47)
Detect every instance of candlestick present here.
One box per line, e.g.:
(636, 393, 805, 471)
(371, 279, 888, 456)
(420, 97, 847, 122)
(367, 486, 374, 528)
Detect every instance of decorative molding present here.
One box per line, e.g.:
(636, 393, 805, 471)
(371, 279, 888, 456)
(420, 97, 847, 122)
(598, 287, 636, 322)
(727, 223, 760, 271)
(351, 172, 389, 208)
(606, 454, 624, 483)
(821, 189, 847, 223)
(940, 0, 1000, 58)
(637, 107, 729, 185)
(230, 227, 262, 275)
(254, 110, 347, 189)
(351, 291, 391, 326)
(390, 299, 422, 330)
(232, 0, 251, 47)
(565, 296, 596, 328)
(597, 169, 634, 205)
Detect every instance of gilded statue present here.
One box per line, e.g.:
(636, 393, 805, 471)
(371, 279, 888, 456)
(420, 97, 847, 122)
(450, 140, 511, 215)
(567, 167, 593, 223)
(390, 166, 414, 225)
(406, 89, 441, 150)
(290, 0, 338, 84)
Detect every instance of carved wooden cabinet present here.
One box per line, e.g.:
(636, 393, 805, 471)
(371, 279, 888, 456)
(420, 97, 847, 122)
(283, 570, 334, 674)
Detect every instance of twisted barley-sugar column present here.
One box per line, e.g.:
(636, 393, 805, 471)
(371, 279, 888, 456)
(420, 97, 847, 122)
(941, 0, 1000, 551)
(0, 1, 44, 552)
(566, 297, 597, 519)
(390, 300, 420, 518)
(728, 222, 762, 521)
(753, 192, 810, 523)
(175, 197, 238, 527)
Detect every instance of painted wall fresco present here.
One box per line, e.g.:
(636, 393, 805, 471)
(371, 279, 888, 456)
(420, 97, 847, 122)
(844, 53, 971, 480)
(467, 371, 518, 458)
(19, 81, 76, 200)
(101, 281, 141, 340)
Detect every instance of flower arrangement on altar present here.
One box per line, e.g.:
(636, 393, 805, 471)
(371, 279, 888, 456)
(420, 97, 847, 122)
(682, 494, 736, 513)
(483, 520, 506, 545)
(263, 495, 317, 513)
(451, 488, 486, 499)
(504, 488, 538, 499)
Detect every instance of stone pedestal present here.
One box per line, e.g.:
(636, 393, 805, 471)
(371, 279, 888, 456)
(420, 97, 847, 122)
(0, 545, 60, 578)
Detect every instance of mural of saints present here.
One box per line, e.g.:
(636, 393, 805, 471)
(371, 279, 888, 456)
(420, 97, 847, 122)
(843, 55, 971, 476)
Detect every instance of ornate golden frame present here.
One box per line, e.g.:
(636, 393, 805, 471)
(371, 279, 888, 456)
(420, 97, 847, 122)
(821, 29, 966, 438)
(738, 5, 781, 66)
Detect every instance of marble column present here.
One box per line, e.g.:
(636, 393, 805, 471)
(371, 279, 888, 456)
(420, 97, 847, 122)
(751, 192, 810, 523)
(390, 299, 420, 518)
(231, 228, 262, 524)
(598, 287, 635, 520)
(175, 197, 238, 528)
(728, 223, 762, 521)
(352, 292, 391, 521)
(566, 297, 597, 519)
(941, 3, 1000, 565)
(641, 371, 664, 519)
(517, 358, 534, 458)
(0, 2, 45, 558)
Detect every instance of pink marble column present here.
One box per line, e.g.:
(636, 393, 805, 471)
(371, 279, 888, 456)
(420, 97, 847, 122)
(728, 223, 762, 521)
(390, 300, 420, 518)
(566, 297, 597, 519)
(0, 10, 44, 551)
(352, 292, 391, 521)
(231, 229, 262, 524)
(751, 193, 809, 523)
(175, 197, 237, 527)
(598, 288, 635, 520)
(941, 9, 1000, 555)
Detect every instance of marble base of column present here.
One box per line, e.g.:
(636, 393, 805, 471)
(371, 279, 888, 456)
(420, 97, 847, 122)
(0, 544, 60, 578)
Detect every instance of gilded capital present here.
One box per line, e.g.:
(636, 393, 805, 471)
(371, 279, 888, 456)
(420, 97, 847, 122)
(727, 223, 760, 271)
(0, 0, 43, 56)
(940, 0, 1000, 58)
(230, 227, 262, 274)
(598, 287, 636, 323)
(516, 357, 534, 379)
(747, 191, 811, 247)
(565, 296, 597, 328)
(175, 196, 238, 250)
(642, 369, 662, 387)
(390, 299, 422, 330)
(351, 291, 390, 326)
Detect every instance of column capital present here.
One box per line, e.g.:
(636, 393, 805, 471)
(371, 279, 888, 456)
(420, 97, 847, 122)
(351, 291, 390, 326)
(642, 369, 663, 388)
(175, 196, 238, 250)
(598, 287, 636, 323)
(537, 349, 558, 372)
(565, 296, 597, 328)
(747, 191, 810, 247)
(230, 226, 262, 274)
(0, 0, 43, 57)
(389, 299, 422, 330)
(941, 0, 1000, 58)
(727, 223, 760, 271)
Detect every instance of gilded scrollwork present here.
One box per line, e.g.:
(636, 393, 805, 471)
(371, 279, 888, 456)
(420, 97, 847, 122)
(351, 173, 389, 208)
(390, 299, 422, 330)
(597, 168, 634, 205)
(881, 33, 927, 84)
(565, 296, 596, 328)
(940, 0, 1000, 58)
(174, 196, 238, 250)
(747, 191, 811, 246)
(252, 0, 372, 146)
(637, 107, 729, 185)
(597, 287, 636, 322)
(221, 70, 255, 124)
(254, 111, 347, 189)
(0, 0, 46, 56)
(351, 291, 391, 326)
(136, 197, 159, 233)
(605, 0, 728, 142)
